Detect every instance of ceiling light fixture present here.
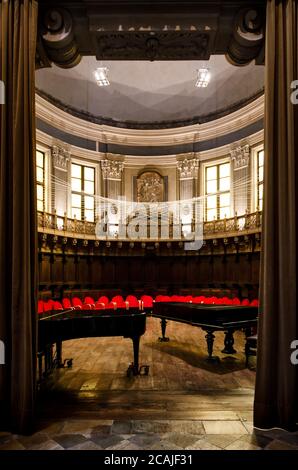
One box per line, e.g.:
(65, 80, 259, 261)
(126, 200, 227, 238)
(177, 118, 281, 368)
(94, 66, 110, 87)
(195, 67, 211, 88)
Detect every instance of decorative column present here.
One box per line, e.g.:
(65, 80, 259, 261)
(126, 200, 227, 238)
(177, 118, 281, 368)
(51, 141, 71, 216)
(177, 157, 199, 200)
(230, 143, 250, 216)
(100, 159, 124, 199)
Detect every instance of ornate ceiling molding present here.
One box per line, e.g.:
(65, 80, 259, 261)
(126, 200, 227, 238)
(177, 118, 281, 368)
(95, 32, 210, 61)
(36, 1, 265, 67)
(35, 93, 264, 148)
(37, 128, 264, 169)
(37, 8, 81, 69)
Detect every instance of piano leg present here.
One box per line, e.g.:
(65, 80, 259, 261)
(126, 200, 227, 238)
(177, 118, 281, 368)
(37, 352, 43, 383)
(56, 341, 63, 367)
(159, 318, 170, 342)
(222, 330, 237, 354)
(44, 345, 52, 375)
(127, 336, 150, 377)
(204, 329, 219, 362)
(126, 336, 140, 376)
(55, 341, 73, 369)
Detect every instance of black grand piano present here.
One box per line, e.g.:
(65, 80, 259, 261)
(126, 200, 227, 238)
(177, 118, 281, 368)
(38, 308, 148, 380)
(152, 302, 258, 362)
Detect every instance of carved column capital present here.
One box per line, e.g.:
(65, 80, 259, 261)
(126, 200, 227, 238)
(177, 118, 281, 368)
(230, 144, 250, 170)
(101, 160, 124, 181)
(177, 158, 199, 180)
(52, 141, 71, 171)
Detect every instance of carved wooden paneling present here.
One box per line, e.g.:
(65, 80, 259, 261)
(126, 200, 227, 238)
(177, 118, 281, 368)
(39, 252, 260, 293)
(52, 255, 63, 283)
(39, 254, 51, 283)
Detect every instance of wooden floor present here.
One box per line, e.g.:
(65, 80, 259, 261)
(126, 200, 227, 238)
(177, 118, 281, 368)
(38, 317, 255, 421)
(2, 318, 298, 450)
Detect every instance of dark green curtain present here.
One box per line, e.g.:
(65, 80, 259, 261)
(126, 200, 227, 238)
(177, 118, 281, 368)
(254, 0, 298, 430)
(0, 0, 38, 433)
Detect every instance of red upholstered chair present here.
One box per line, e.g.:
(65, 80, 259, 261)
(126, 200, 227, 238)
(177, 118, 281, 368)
(193, 296, 205, 304)
(72, 297, 83, 309)
(38, 300, 44, 314)
(141, 295, 153, 308)
(184, 295, 193, 303)
(53, 301, 63, 310)
(126, 295, 140, 308)
(250, 299, 259, 307)
(170, 295, 181, 302)
(241, 298, 250, 306)
(155, 295, 171, 302)
(84, 296, 95, 307)
(232, 297, 241, 305)
(82, 303, 92, 310)
(98, 296, 109, 306)
(221, 296, 232, 305)
(43, 300, 53, 312)
(62, 298, 73, 309)
(112, 295, 127, 308)
(95, 301, 106, 310)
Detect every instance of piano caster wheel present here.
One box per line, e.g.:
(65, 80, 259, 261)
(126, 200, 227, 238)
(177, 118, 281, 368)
(126, 364, 138, 377)
(66, 359, 73, 368)
(139, 365, 150, 376)
(61, 358, 73, 368)
(126, 364, 150, 377)
(158, 337, 170, 342)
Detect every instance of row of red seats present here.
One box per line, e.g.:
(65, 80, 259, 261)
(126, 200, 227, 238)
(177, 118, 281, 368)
(155, 295, 259, 306)
(38, 295, 259, 314)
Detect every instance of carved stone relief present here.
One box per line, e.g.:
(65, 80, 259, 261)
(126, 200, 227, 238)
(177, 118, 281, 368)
(137, 171, 164, 203)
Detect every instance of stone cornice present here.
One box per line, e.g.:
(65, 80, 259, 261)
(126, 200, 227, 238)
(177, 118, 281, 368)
(36, 93, 264, 148)
(37, 128, 264, 168)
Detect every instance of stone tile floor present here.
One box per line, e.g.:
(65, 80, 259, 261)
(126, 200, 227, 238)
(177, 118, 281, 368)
(1, 419, 298, 451)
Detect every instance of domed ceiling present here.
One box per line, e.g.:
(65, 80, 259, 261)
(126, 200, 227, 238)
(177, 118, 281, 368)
(36, 55, 264, 125)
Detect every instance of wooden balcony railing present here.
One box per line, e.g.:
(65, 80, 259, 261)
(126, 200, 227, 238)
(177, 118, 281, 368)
(37, 210, 262, 241)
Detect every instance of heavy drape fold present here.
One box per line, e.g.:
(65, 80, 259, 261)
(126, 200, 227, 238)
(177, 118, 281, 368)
(254, 0, 298, 430)
(0, 0, 38, 433)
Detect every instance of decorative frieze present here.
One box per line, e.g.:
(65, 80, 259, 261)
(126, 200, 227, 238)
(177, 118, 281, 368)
(101, 160, 124, 180)
(52, 142, 71, 172)
(177, 158, 199, 180)
(230, 144, 250, 170)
